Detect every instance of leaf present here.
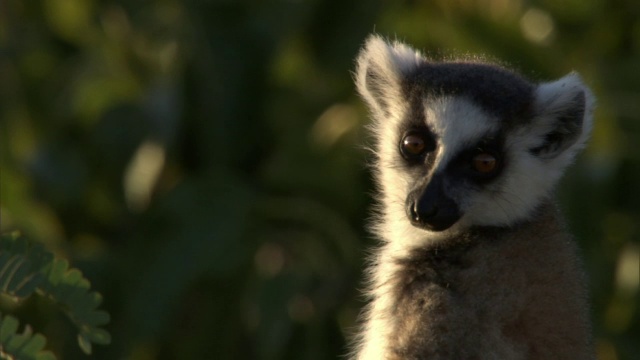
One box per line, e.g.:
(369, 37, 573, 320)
(42, 261, 112, 354)
(6, 324, 31, 349)
(13, 272, 44, 298)
(0, 232, 112, 355)
(0, 314, 19, 343)
(86, 327, 111, 344)
(44, 259, 68, 287)
(21, 333, 47, 355)
(77, 334, 92, 354)
(0, 313, 56, 360)
(63, 269, 83, 286)
(0, 233, 47, 300)
(88, 310, 111, 327)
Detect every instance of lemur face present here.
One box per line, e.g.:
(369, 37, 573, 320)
(355, 36, 594, 233)
(397, 62, 533, 231)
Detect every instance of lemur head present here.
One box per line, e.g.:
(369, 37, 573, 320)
(355, 35, 595, 236)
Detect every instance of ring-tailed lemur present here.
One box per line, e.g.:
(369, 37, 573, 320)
(351, 35, 595, 359)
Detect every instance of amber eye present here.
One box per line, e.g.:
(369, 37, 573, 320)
(401, 133, 427, 156)
(472, 153, 497, 173)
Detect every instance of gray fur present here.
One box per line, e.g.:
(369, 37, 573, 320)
(387, 203, 592, 359)
(351, 35, 596, 360)
(530, 91, 586, 158)
(403, 62, 535, 122)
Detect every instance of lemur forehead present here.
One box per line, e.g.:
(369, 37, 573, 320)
(402, 61, 535, 123)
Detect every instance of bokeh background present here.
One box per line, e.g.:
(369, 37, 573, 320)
(1, 0, 639, 359)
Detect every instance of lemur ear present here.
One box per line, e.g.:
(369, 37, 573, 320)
(530, 73, 595, 160)
(355, 35, 423, 117)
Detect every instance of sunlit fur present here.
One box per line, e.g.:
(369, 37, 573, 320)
(351, 35, 595, 359)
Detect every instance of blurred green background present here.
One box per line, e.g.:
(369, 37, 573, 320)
(1, 0, 639, 359)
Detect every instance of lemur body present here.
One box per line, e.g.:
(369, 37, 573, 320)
(352, 35, 595, 359)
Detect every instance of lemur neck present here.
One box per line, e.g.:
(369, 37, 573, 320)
(386, 200, 564, 291)
(397, 199, 561, 255)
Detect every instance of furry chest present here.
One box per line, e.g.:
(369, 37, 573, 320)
(385, 241, 520, 359)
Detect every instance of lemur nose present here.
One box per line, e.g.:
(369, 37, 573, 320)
(411, 200, 438, 222)
(406, 176, 462, 231)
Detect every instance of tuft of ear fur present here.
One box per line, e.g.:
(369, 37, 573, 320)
(530, 73, 595, 162)
(355, 35, 423, 118)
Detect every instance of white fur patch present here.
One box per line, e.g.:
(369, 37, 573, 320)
(425, 97, 498, 171)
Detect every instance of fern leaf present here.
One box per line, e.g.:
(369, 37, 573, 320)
(0, 313, 56, 360)
(0, 232, 111, 355)
(0, 233, 46, 300)
(38, 258, 112, 351)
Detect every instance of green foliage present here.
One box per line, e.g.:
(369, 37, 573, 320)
(1, 0, 638, 359)
(0, 234, 48, 299)
(0, 233, 111, 357)
(0, 313, 55, 360)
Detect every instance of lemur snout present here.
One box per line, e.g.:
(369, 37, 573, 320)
(407, 176, 461, 231)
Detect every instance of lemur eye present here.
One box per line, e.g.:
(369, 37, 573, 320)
(472, 153, 498, 173)
(403, 134, 425, 154)
(400, 131, 433, 160)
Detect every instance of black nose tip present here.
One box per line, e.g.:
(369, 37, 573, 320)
(410, 200, 438, 223)
(406, 191, 462, 232)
